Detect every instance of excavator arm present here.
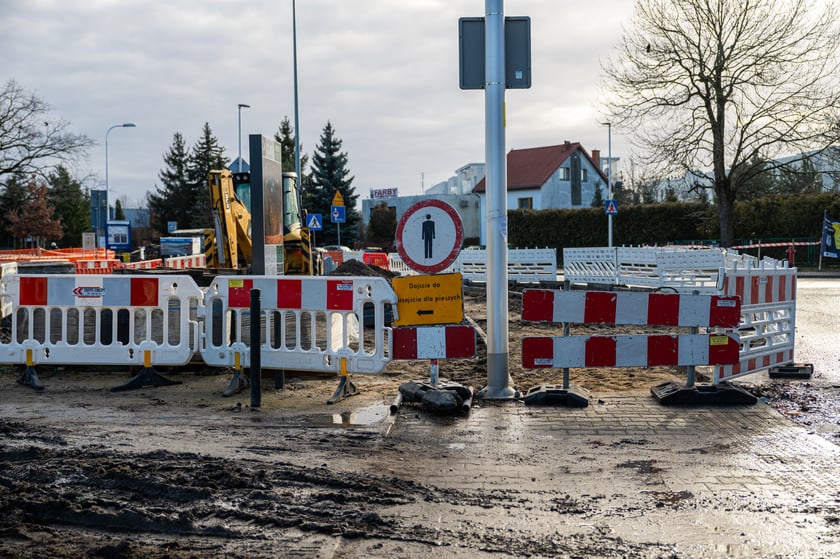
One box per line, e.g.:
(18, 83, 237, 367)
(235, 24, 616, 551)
(207, 169, 252, 269)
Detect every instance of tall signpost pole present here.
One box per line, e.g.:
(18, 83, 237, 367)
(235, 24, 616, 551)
(604, 122, 613, 248)
(480, 0, 516, 399)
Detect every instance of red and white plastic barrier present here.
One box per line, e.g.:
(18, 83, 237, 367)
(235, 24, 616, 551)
(0, 274, 204, 368)
(201, 275, 397, 375)
(523, 334, 740, 369)
(123, 259, 163, 270)
(522, 290, 740, 328)
(74, 259, 122, 274)
(164, 254, 206, 269)
(714, 264, 797, 383)
(392, 325, 476, 360)
(522, 289, 740, 372)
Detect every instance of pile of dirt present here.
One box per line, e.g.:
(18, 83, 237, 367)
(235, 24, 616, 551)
(328, 259, 399, 282)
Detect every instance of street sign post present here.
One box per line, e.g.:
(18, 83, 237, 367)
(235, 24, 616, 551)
(395, 199, 463, 274)
(393, 272, 464, 326)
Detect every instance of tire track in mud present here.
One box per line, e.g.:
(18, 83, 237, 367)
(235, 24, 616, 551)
(0, 419, 678, 558)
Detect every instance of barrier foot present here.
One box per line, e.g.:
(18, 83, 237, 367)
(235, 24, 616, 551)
(222, 369, 249, 397)
(17, 366, 45, 391)
(768, 363, 814, 380)
(327, 376, 359, 405)
(111, 367, 182, 392)
(523, 384, 589, 407)
(397, 381, 474, 414)
(650, 381, 757, 406)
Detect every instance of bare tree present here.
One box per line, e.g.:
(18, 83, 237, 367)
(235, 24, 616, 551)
(0, 80, 93, 180)
(602, 0, 840, 246)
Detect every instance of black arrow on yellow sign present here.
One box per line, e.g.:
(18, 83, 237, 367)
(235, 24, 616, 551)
(417, 309, 434, 316)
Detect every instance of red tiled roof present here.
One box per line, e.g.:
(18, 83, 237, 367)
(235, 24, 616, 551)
(473, 142, 606, 193)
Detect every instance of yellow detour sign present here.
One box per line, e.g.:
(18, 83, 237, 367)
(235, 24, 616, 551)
(393, 272, 464, 326)
(332, 191, 344, 206)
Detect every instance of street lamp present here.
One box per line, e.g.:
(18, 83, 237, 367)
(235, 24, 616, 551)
(237, 104, 250, 172)
(602, 122, 613, 248)
(104, 122, 136, 248)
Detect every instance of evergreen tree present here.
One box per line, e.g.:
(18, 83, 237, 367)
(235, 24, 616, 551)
(366, 201, 397, 247)
(148, 132, 193, 234)
(0, 172, 28, 248)
(114, 199, 125, 220)
(187, 123, 227, 228)
(307, 121, 359, 246)
(46, 165, 89, 247)
(732, 155, 775, 202)
(274, 116, 311, 185)
(775, 156, 823, 195)
(591, 181, 605, 208)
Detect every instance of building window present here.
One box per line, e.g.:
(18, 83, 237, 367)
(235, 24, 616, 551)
(559, 167, 570, 181)
(581, 169, 587, 182)
(518, 197, 533, 209)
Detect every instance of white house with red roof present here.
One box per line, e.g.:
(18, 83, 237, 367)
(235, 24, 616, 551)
(471, 141, 608, 244)
(473, 141, 608, 210)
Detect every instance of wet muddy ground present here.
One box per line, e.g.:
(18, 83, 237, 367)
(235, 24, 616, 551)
(1, 284, 839, 558)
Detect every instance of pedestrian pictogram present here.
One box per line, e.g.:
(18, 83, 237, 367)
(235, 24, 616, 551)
(605, 200, 619, 215)
(307, 213, 323, 230)
(395, 199, 463, 274)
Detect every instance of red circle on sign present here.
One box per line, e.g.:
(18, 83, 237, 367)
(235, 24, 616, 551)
(395, 199, 463, 274)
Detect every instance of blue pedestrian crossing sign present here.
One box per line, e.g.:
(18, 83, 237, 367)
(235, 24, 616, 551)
(331, 205, 346, 224)
(605, 199, 619, 215)
(307, 213, 323, 231)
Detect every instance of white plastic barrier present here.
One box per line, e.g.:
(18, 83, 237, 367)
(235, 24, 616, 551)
(564, 246, 726, 293)
(459, 248, 557, 283)
(564, 246, 798, 384)
(562, 247, 617, 285)
(0, 274, 204, 367)
(201, 275, 397, 374)
(713, 261, 797, 383)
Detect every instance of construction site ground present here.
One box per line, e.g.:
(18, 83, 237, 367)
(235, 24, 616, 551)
(1, 280, 839, 558)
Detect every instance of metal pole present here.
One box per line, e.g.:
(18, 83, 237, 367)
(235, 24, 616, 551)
(237, 104, 250, 172)
(293, 0, 302, 182)
(604, 122, 613, 248)
(105, 123, 136, 250)
(249, 288, 262, 408)
(478, 0, 516, 400)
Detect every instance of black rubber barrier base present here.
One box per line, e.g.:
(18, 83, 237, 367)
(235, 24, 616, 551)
(111, 368, 182, 392)
(222, 369, 249, 397)
(397, 381, 474, 414)
(523, 384, 590, 407)
(327, 376, 359, 405)
(768, 363, 814, 379)
(651, 381, 757, 406)
(17, 366, 44, 391)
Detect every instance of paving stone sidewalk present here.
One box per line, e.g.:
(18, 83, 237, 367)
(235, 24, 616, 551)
(359, 394, 840, 558)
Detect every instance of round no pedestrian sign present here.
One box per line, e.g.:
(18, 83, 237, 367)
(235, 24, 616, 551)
(395, 199, 463, 274)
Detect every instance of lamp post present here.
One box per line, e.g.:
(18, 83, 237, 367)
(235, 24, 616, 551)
(105, 122, 136, 249)
(237, 104, 250, 172)
(602, 122, 613, 248)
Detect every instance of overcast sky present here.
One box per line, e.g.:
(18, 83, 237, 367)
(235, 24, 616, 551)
(1, 0, 635, 206)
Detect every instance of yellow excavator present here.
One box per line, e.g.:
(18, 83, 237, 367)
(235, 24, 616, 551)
(205, 168, 316, 275)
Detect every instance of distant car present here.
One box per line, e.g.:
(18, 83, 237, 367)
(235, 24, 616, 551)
(322, 245, 351, 253)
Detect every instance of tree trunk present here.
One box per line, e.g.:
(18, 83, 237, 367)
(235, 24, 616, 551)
(716, 183, 736, 247)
